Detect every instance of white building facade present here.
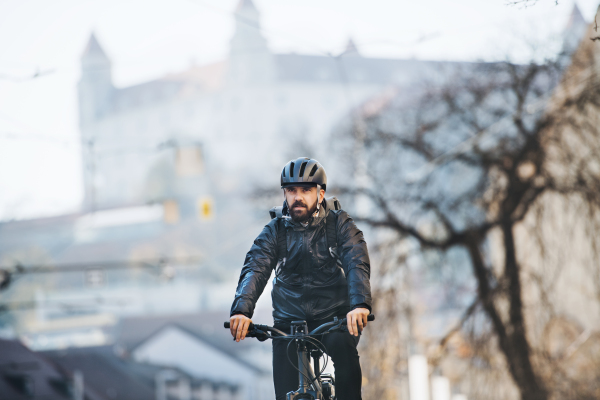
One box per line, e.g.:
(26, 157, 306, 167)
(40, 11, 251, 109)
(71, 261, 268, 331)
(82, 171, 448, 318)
(78, 0, 450, 211)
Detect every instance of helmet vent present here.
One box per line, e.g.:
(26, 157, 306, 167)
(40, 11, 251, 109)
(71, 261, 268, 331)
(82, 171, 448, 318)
(308, 165, 318, 177)
(289, 162, 295, 177)
(299, 162, 307, 178)
(282, 168, 286, 178)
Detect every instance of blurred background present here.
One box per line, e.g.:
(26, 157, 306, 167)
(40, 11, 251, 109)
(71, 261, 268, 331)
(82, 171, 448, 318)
(1, 0, 600, 399)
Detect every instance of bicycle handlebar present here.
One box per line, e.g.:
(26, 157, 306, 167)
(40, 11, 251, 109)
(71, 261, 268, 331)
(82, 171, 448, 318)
(224, 314, 375, 335)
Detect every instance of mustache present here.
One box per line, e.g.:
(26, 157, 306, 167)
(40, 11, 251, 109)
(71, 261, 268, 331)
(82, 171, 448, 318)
(290, 201, 307, 209)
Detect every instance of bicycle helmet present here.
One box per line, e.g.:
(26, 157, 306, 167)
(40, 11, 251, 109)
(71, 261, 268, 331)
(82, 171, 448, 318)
(280, 157, 327, 191)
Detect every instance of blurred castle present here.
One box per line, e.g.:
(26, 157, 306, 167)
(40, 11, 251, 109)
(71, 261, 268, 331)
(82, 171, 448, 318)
(78, 0, 465, 211)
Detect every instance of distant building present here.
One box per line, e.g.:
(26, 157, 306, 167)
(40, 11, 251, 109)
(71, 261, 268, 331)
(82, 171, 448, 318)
(561, 5, 588, 62)
(0, 338, 94, 400)
(43, 343, 242, 400)
(130, 324, 271, 400)
(0, 330, 255, 400)
(78, 0, 463, 211)
(0, 200, 248, 349)
(115, 310, 272, 400)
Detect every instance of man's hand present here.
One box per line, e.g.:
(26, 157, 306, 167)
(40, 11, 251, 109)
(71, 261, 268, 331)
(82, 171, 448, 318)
(230, 314, 252, 342)
(346, 308, 370, 337)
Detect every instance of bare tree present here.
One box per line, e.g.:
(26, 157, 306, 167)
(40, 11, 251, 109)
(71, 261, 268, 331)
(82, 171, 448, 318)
(335, 35, 600, 400)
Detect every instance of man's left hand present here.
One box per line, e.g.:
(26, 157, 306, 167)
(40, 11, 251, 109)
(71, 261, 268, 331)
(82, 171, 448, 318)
(346, 308, 370, 337)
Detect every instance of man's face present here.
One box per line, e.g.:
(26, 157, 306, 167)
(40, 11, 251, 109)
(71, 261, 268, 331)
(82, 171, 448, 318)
(284, 186, 325, 223)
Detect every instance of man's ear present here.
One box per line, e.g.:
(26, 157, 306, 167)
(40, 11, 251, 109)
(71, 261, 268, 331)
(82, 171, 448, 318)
(319, 189, 325, 202)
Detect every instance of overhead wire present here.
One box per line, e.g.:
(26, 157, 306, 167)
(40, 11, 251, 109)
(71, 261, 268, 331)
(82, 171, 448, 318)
(0, 68, 56, 82)
(0, 255, 202, 274)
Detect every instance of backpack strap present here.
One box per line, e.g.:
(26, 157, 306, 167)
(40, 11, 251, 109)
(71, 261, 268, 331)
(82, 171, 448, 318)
(275, 218, 287, 264)
(326, 211, 338, 259)
(270, 207, 287, 264)
(276, 218, 287, 260)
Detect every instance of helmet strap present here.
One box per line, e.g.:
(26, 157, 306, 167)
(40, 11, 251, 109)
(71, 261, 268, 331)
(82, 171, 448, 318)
(282, 192, 290, 216)
(315, 184, 322, 212)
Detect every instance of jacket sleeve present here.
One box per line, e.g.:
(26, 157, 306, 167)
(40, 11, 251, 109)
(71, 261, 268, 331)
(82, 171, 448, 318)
(230, 219, 279, 318)
(336, 211, 372, 312)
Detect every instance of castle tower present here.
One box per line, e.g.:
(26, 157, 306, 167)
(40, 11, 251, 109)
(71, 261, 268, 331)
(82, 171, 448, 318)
(228, 0, 275, 85)
(78, 33, 114, 128)
(78, 33, 114, 211)
(561, 4, 587, 57)
(343, 38, 361, 57)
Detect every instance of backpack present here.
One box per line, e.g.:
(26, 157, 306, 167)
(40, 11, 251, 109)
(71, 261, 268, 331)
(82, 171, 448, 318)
(269, 197, 342, 266)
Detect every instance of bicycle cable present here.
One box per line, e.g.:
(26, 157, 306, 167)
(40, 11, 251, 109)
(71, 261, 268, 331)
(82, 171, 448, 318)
(283, 333, 331, 390)
(304, 334, 330, 377)
(286, 337, 314, 386)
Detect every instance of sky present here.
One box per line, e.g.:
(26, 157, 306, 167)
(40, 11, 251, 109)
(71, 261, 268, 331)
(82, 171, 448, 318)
(0, 0, 598, 221)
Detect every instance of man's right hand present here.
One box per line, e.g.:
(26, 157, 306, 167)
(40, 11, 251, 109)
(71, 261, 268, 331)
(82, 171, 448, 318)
(230, 314, 252, 342)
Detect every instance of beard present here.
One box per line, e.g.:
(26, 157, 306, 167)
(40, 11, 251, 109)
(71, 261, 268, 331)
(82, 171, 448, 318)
(289, 199, 318, 223)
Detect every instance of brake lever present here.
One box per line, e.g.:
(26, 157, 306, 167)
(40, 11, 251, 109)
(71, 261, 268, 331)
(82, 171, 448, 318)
(326, 317, 346, 334)
(248, 328, 269, 342)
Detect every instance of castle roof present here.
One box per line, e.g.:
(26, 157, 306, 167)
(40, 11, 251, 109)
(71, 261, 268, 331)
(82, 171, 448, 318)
(273, 53, 456, 85)
(566, 3, 586, 31)
(82, 33, 108, 59)
(344, 37, 361, 56)
(103, 53, 465, 115)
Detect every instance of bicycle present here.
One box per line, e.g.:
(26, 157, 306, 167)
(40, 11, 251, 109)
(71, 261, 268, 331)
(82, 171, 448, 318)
(224, 314, 375, 400)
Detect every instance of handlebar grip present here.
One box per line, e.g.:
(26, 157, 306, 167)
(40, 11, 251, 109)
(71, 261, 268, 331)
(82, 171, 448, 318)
(224, 321, 256, 330)
(340, 313, 376, 326)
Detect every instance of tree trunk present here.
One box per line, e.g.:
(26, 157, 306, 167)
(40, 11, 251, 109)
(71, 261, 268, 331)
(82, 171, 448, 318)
(466, 227, 549, 400)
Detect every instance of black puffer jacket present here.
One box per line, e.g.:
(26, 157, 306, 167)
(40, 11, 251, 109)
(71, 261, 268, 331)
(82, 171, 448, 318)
(230, 203, 372, 323)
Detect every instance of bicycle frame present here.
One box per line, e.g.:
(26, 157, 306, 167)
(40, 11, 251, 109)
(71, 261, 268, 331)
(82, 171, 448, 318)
(288, 320, 323, 400)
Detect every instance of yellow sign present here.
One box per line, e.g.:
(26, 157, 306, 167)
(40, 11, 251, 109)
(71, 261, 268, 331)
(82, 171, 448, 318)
(198, 197, 214, 220)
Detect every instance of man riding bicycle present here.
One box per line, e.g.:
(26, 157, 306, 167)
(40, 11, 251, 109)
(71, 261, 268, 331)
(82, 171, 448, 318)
(229, 157, 372, 400)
